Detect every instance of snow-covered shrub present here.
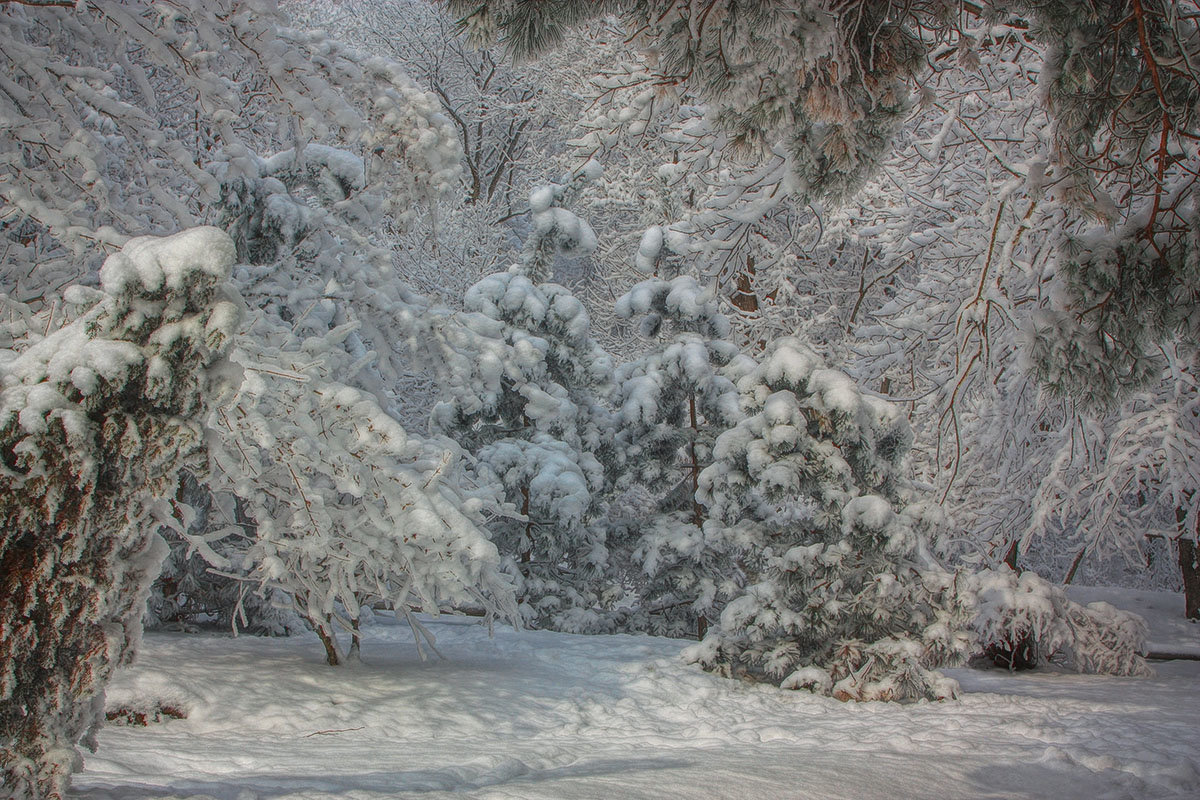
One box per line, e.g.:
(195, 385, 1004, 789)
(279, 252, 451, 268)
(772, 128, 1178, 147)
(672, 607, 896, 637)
(969, 568, 1151, 676)
(0, 228, 238, 800)
(685, 338, 972, 701)
(971, 569, 1073, 669)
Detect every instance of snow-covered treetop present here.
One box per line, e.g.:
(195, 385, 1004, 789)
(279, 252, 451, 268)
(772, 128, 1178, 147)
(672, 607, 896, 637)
(700, 337, 912, 528)
(518, 169, 601, 283)
(466, 270, 591, 347)
(615, 275, 731, 341)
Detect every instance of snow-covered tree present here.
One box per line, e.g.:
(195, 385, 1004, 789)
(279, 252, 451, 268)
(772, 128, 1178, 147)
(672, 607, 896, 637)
(685, 338, 972, 701)
(446, 0, 944, 203)
(0, 227, 238, 800)
(145, 129, 469, 637)
(2, 1, 456, 305)
(420, 180, 616, 630)
(1027, 351, 1200, 618)
(1019, 0, 1199, 404)
(441, 4, 1200, 609)
(610, 272, 750, 637)
(203, 314, 518, 665)
(427, 260, 617, 631)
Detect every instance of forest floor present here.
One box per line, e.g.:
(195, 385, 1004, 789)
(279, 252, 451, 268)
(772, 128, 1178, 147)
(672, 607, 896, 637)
(73, 588, 1200, 800)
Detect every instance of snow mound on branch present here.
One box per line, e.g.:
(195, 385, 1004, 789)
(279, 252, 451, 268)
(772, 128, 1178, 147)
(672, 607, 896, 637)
(99, 227, 236, 296)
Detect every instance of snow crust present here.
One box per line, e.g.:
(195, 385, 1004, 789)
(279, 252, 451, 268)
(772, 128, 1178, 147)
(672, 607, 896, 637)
(78, 588, 1200, 800)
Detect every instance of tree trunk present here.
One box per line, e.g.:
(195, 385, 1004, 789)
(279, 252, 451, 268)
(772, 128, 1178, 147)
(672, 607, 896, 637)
(688, 391, 704, 529)
(315, 616, 341, 666)
(1179, 537, 1200, 620)
(520, 484, 532, 574)
(348, 614, 362, 662)
(1175, 506, 1199, 620)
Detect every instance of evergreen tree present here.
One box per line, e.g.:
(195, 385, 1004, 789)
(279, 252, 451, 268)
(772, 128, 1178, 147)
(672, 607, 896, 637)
(0, 228, 238, 799)
(427, 182, 616, 630)
(685, 338, 972, 700)
(611, 271, 751, 637)
(430, 267, 616, 631)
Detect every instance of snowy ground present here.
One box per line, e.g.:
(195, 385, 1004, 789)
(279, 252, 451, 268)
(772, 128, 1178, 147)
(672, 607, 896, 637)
(75, 590, 1200, 800)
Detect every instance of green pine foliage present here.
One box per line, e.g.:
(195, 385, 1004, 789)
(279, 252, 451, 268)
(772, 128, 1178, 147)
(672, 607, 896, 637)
(611, 275, 751, 637)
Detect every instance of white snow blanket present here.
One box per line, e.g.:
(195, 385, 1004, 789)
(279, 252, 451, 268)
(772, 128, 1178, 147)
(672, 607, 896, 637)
(78, 590, 1200, 799)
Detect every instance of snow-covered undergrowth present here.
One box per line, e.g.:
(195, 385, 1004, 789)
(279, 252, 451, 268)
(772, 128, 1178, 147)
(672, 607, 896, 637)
(76, 589, 1199, 800)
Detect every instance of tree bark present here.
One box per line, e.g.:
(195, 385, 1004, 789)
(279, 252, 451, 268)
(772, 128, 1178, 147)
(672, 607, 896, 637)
(1179, 537, 1199, 620)
(1175, 506, 1199, 620)
(315, 616, 341, 666)
(688, 391, 704, 529)
(520, 483, 532, 574)
(348, 614, 362, 662)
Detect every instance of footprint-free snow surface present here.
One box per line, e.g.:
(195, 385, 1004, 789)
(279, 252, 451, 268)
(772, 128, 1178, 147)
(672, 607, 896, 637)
(76, 590, 1200, 800)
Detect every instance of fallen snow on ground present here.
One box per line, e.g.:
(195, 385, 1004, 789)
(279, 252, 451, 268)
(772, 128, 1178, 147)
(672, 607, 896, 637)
(76, 590, 1200, 800)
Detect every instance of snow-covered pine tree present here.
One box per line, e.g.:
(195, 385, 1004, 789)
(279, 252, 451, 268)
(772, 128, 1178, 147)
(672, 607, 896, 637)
(685, 337, 972, 701)
(429, 266, 616, 631)
(0, 228, 238, 800)
(1002, 0, 1200, 613)
(426, 182, 616, 631)
(611, 268, 752, 637)
(1020, 0, 1198, 404)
